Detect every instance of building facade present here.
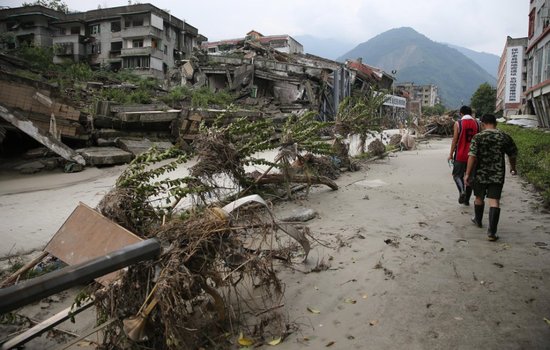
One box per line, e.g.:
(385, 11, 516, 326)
(525, 0, 550, 127)
(204, 30, 304, 55)
(0, 4, 205, 79)
(394, 82, 440, 108)
(496, 36, 528, 117)
(0, 5, 64, 49)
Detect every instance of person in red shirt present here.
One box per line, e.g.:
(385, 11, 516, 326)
(448, 105, 480, 206)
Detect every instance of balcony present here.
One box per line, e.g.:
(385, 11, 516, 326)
(120, 47, 164, 59)
(53, 34, 87, 48)
(54, 43, 74, 56)
(121, 26, 163, 39)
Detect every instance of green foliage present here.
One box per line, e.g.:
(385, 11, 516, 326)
(280, 111, 333, 156)
(63, 62, 93, 82)
(161, 86, 192, 106)
(471, 82, 496, 116)
(422, 103, 446, 116)
(16, 45, 55, 71)
(13, 69, 43, 81)
(110, 70, 143, 84)
(499, 125, 550, 207)
(0, 32, 15, 48)
(210, 114, 276, 165)
(336, 90, 386, 153)
(191, 87, 234, 108)
(23, 0, 69, 13)
(116, 147, 194, 230)
(101, 86, 153, 104)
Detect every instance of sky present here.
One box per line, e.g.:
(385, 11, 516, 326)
(2, 0, 529, 56)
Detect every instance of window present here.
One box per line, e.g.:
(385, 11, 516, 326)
(90, 24, 100, 35)
(133, 18, 143, 27)
(89, 42, 101, 54)
(527, 57, 534, 88)
(123, 56, 150, 69)
(545, 42, 550, 80)
(529, 8, 535, 39)
(70, 26, 80, 35)
(111, 21, 121, 32)
(164, 45, 168, 55)
(132, 39, 144, 48)
(110, 41, 122, 52)
(535, 48, 543, 84)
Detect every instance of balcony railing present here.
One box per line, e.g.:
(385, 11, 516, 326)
(120, 47, 164, 59)
(121, 26, 163, 39)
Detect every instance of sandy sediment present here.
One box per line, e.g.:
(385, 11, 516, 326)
(1, 138, 549, 349)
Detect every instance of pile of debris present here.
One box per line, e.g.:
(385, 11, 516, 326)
(422, 114, 456, 136)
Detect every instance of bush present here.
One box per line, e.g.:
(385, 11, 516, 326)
(161, 86, 192, 106)
(191, 87, 234, 108)
(499, 124, 550, 206)
(64, 63, 93, 82)
(16, 45, 54, 71)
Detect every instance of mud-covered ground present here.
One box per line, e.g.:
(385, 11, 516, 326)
(1, 138, 549, 349)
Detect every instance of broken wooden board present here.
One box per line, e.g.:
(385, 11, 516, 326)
(45, 203, 143, 286)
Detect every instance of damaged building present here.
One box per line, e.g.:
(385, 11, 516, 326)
(0, 4, 409, 170)
(0, 4, 206, 78)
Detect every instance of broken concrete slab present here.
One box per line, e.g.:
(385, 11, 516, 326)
(117, 110, 181, 123)
(116, 138, 173, 156)
(96, 138, 117, 147)
(77, 147, 133, 166)
(0, 104, 86, 165)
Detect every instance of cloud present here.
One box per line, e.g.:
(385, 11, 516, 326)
(2, 0, 528, 55)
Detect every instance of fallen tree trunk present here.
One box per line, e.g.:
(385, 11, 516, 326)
(254, 174, 338, 190)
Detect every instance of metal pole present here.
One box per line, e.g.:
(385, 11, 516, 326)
(0, 239, 161, 314)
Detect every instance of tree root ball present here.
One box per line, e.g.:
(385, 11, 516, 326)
(368, 139, 385, 157)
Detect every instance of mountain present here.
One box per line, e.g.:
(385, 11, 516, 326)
(337, 27, 497, 108)
(294, 35, 356, 60)
(445, 43, 499, 78)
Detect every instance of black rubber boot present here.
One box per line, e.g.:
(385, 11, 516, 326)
(471, 203, 484, 227)
(487, 207, 501, 241)
(464, 187, 472, 206)
(453, 176, 465, 204)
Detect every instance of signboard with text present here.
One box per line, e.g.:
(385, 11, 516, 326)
(383, 94, 407, 108)
(505, 46, 523, 104)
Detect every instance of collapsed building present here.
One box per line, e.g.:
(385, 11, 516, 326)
(0, 5, 409, 170)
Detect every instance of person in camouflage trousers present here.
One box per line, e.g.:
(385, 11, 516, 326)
(464, 114, 518, 241)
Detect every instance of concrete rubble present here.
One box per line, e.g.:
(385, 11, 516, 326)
(0, 39, 408, 173)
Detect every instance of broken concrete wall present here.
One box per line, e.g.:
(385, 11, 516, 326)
(198, 49, 355, 121)
(0, 103, 86, 165)
(273, 81, 303, 104)
(0, 72, 83, 138)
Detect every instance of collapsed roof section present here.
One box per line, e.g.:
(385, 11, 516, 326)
(188, 39, 396, 121)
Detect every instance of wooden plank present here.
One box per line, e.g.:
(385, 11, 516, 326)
(44, 202, 142, 286)
(0, 299, 94, 350)
(0, 251, 48, 288)
(188, 114, 203, 122)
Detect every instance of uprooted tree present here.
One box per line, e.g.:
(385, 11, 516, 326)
(94, 110, 343, 349)
(332, 89, 388, 169)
